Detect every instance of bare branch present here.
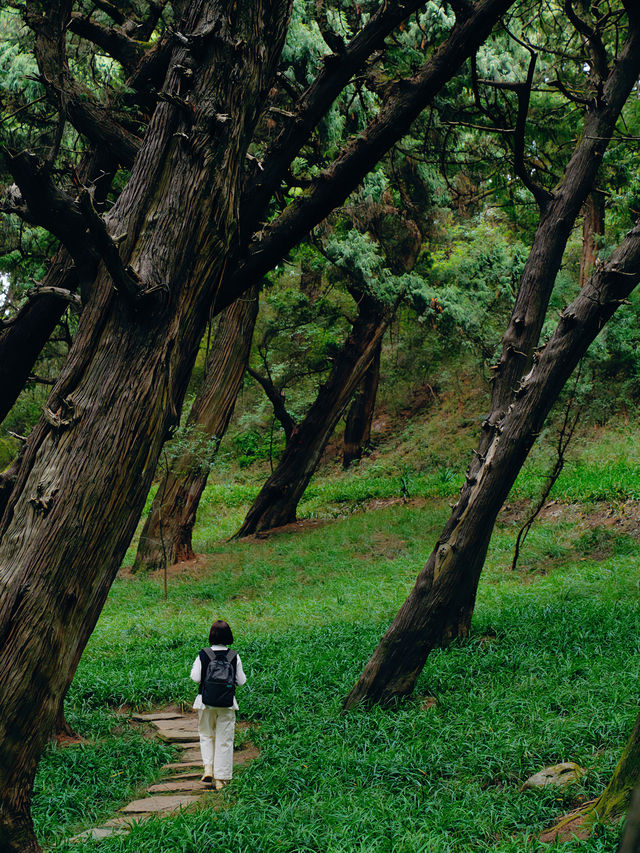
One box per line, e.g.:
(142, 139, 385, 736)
(77, 191, 145, 303)
(2, 149, 97, 270)
(25, 287, 82, 309)
(511, 51, 553, 209)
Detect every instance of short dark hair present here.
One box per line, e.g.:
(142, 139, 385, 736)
(209, 619, 233, 645)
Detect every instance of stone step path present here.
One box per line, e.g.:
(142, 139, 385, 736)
(69, 710, 257, 843)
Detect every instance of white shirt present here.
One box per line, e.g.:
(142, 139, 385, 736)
(190, 645, 247, 711)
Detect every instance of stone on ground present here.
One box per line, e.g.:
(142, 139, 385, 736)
(148, 780, 210, 793)
(521, 762, 586, 791)
(131, 711, 184, 722)
(120, 794, 201, 814)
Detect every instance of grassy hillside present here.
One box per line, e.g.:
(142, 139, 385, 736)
(35, 403, 640, 851)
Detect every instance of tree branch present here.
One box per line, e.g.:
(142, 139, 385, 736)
(223, 0, 518, 304)
(67, 14, 144, 73)
(240, 0, 432, 240)
(26, 3, 142, 168)
(247, 365, 296, 440)
(564, 0, 609, 81)
(77, 191, 147, 304)
(511, 51, 553, 209)
(2, 150, 97, 271)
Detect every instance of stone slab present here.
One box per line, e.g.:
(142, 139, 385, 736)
(154, 717, 198, 729)
(120, 795, 200, 814)
(148, 779, 209, 793)
(180, 749, 203, 762)
(131, 712, 184, 722)
(169, 771, 203, 779)
(157, 730, 200, 743)
(103, 817, 140, 828)
(163, 761, 202, 770)
(69, 826, 127, 842)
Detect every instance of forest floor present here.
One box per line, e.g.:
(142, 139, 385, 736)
(33, 414, 640, 852)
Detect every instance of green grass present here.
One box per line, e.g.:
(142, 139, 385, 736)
(34, 711, 176, 846)
(40, 490, 640, 851)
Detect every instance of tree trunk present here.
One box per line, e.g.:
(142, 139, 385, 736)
(617, 782, 640, 853)
(343, 340, 381, 468)
(343, 223, 640, 709)
(343, 22, 640, 707)
(133, 286, 259, 572)
(0, 2, 291, 848)
(234, 295, 392, 537)
(597, 708, 640, 823)
(579, 189, 605, 288)
(0, 148, 116, 427)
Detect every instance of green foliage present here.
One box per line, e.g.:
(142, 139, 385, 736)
(232, 428, 283, 468)
(427, 218, 525, 360)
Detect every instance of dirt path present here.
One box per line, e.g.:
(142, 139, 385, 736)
(69, 711, 257, 843)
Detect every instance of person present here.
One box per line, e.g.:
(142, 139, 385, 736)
(190, 619, 247, 789)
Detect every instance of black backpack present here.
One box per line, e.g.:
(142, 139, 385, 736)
(200, 648, 238, 707)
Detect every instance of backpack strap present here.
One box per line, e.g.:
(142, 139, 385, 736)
(201, 647, 216, 664)
(226, 649, 238, 682)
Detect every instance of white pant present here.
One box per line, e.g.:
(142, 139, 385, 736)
(198, 706, 236, 780)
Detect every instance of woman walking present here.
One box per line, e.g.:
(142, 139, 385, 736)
(190, 619, 247, 789)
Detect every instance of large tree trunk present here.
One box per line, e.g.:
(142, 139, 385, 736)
(234, 295, 392, 537)
(343, 340, 381, 468)
(343, 21, 640, 707)
(0, 2, 291, 849)
(344, 223, 640, 709)
(133, 286, 259, 572)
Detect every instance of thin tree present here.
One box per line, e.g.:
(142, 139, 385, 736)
(343, 341, 382, 468)
(235, 286, 394, 537)
(133, 287, 259, 571)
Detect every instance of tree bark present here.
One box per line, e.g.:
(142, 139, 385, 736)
(0, 149, 116, 426)
(579, 189, 605, 288)
(133, 286, 259, 572)
(617, 782, 640, 853)
(343, 17, 640, 707)
(343, 223, 640, 709)
(0, 2, 291, 848)
(234, 294, 393, 537)
(343, 340, 381, 468)
(597, 708, 640, 824)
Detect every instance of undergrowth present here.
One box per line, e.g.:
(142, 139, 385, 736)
(41, 489, 640, 851)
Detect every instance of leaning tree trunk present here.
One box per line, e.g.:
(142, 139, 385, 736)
(235, 294, 392, 537)
(343, 340, 381, 468)
(343, 224, 640, 708)
(0, 2, 291, 849)
(133, 286, 259, 571)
